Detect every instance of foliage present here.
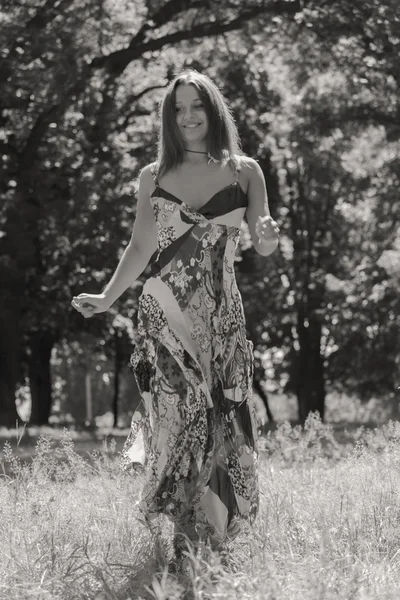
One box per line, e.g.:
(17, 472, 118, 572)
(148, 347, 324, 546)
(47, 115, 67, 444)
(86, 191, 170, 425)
(209, 16, 400, 416)
(1, 0, 400, 425)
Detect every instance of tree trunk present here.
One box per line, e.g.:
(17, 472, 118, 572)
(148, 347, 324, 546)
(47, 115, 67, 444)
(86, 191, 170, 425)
(113, 331, 122, 428)
(253, 374, 274, 423)
(28, 331, 54, 425)
(296, 311, 325, 423)
(0, 303, 22, 426)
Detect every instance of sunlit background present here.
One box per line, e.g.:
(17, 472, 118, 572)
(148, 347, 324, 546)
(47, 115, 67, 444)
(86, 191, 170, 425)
(1, 0, 400, 432)
(3, 3, 400, 600)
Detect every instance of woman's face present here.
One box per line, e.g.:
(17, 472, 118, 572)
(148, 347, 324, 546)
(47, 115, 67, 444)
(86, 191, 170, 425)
(175, 84, 208, 144)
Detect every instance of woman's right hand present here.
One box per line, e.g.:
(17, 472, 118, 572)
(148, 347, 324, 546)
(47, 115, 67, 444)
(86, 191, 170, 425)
(71, 293, 110, 319)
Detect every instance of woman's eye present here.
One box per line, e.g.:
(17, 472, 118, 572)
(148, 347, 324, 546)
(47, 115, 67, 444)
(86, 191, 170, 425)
(175, 104, 203, 112)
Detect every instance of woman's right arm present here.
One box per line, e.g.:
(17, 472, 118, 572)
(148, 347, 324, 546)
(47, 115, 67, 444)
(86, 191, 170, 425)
(71, 165, 157, 317)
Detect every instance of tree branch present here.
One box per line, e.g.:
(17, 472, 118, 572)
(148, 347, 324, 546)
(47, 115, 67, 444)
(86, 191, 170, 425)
(128, 83, 170, 105)
(0, 0, 76, 84)
(17, 1, 306, 164)
(90, 1, 305, 76)
(117, 83, 170, 131)
(19, 65, 91, 169)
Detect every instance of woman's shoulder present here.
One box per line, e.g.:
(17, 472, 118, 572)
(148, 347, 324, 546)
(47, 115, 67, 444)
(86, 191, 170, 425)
(136, 162, 158, 198)
(234, 154, 259, 172)
(139, 162, 158, 181)
(233, 155, 262, 188)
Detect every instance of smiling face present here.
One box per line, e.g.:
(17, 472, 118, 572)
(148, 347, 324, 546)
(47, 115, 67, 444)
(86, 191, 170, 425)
(158, 71, 241, 177)
(175, 84, 208, 148)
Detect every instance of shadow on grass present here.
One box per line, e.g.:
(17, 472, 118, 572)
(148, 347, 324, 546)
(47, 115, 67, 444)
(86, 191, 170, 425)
(125, 560, 159, 600)
(119, 556, 190, 600)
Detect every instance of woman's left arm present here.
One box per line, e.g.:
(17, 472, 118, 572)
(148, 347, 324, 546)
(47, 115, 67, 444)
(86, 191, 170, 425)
(244, 157, 280, 257)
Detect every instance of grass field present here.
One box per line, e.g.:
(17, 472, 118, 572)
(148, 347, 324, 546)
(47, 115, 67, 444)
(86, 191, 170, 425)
(1, 415, 400, 600)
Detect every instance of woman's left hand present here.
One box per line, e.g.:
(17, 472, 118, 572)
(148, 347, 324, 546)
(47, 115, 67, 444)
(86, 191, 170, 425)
(255, 215, 280, 245)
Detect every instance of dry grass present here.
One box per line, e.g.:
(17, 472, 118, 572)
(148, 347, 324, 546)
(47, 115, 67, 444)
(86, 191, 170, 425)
(1, 417, 400, 600)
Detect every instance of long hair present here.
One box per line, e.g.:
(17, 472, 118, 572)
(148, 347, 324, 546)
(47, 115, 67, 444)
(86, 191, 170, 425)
(156, 70, 242, 178)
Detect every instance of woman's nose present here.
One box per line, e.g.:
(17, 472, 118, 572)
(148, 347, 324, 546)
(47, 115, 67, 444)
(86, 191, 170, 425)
(184, 107, 194, 119)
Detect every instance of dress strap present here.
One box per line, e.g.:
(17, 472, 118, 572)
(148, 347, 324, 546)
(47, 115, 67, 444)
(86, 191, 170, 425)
(150, 162, 159, 184)
(230, 156, 241, 183)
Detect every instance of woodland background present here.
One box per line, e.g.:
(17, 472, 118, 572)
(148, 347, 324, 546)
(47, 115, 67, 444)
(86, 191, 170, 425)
(1, 0, 400, 430)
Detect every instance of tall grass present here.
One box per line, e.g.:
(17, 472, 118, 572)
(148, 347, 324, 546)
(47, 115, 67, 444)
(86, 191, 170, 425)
(1, 417, 400, 600)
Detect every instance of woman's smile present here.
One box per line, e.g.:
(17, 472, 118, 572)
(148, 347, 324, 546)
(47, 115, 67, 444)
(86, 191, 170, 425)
(182, 122, 203, 132)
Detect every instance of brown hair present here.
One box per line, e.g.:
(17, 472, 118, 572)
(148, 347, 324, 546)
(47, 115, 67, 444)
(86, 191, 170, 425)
(156, 70, 242, 178)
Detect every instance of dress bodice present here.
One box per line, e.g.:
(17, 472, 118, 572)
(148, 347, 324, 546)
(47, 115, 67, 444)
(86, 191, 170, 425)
(148, 180, 248, 278)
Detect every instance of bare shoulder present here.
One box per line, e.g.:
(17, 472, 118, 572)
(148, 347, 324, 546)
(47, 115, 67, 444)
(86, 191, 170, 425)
(137, 163, 157, 197)
(139, 162, 157, 184)
(238, 155, 263, 179)
(234, 155, 264, 192)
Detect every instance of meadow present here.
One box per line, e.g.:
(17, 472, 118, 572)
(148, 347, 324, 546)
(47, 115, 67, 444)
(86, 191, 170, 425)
(1, 410, 400, 600)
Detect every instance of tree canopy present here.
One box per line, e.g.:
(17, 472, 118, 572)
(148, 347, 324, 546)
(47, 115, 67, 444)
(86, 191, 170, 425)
(1, 0, 399, 426)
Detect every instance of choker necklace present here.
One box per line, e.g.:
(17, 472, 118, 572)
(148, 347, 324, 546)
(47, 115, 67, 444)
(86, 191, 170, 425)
(185, 148, 220, 165)
(185, 149, 208, 155)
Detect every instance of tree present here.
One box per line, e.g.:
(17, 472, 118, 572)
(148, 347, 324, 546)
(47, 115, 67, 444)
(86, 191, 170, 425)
(3, 0, 400, 426)
(0, 0, 309, 425)
(208, 6, 400, 420)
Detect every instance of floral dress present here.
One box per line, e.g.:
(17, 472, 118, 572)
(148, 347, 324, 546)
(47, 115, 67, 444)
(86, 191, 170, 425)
(122, 160, 259, 547)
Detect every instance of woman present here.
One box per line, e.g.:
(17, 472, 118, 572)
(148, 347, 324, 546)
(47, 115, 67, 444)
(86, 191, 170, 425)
(71, 71, 279, 564)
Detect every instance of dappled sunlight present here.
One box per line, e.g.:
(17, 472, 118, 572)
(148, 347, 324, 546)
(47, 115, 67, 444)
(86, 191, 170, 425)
(2, 1, 400, 598)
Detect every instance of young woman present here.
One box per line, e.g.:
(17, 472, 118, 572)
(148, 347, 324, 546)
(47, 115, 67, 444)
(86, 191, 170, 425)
(71, 70, 279, 565)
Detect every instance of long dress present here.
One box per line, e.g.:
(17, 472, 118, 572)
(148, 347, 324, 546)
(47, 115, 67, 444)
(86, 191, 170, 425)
(121, 160, 259, 548)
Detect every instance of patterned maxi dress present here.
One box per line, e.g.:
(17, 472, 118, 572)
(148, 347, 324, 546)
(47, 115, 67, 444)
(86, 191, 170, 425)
(122, 161, 259, 547)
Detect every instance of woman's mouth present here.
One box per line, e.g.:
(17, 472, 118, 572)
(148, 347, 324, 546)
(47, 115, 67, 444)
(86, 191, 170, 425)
(183, 123, 202, 129)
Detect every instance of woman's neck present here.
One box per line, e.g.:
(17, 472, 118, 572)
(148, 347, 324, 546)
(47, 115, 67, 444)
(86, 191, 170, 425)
(184, 149, 209, 165)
